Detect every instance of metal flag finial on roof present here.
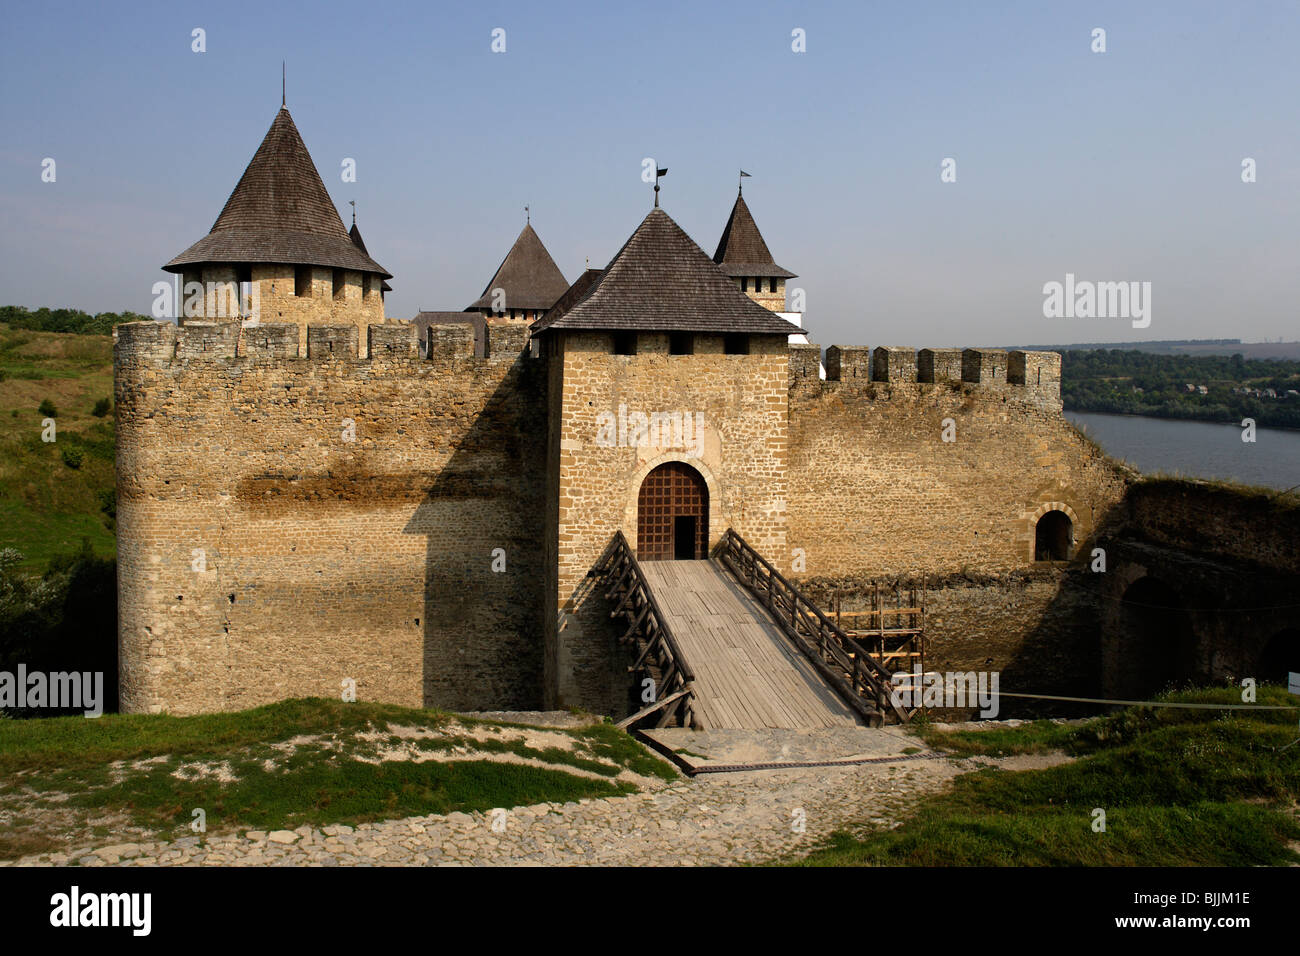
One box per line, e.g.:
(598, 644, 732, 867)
(525, 204, 530, 225)
(739, 169, 751, 195)
(282, 61, 286, 107)
(349, 199, 356, 226)
(654, 167, 668, 208)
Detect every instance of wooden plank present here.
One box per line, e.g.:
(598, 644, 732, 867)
(640, 559, 861, 730)
(614, 687, 692, 729)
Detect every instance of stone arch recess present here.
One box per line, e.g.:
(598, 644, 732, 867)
(1024, 500, 1081, 563)
(622, 454, 726, 555)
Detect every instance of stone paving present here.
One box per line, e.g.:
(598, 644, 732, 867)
(5, 725, 1003, 867)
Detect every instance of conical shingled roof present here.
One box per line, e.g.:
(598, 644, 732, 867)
(712, 193, 795, 279)
(467, 223, 570, 311)
(350, 221, 391, 291)
(531, 208, 801, 335)
(164, 107, 390, 278)
(348, 222, 369, 255)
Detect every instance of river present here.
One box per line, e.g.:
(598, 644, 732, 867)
(1064, 411, 1300, 491)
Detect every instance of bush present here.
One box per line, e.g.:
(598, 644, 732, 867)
(60, 447, 83, 469)
(0, 542, 119, 717)
(91, 398, 111, 417)
(97, 488, 116, 532)
(38, 399, 57, 418)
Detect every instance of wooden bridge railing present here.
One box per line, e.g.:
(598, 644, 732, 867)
(714, 528, 911, 725)
(591, 531, 697, 729)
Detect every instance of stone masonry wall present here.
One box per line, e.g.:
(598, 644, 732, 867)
(546, 331, 791, 714)
(185, 266, 385, 358)
(783, 344, 1131, 715)
(786, 345, 1129, 578)
(114, 318, 544, 715)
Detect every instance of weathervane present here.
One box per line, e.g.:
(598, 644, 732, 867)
(282, 61, 286, 107)
(525, 204, 530, 225)
(349, 199, 356, 226)
(653, 166, 667, 207)
(739, 169, 751, 195)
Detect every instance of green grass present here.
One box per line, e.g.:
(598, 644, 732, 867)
(919, 718, 1080, 758)
(0, 698, 676, 856)
(0, 324, 116, 571)
(795, 686, 1300, 867)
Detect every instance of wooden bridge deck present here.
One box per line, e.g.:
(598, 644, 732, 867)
(638, 560, 863, 730)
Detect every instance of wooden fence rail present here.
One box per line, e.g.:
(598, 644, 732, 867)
(591, 531, 697, 729)
(714, 528, 911, 725)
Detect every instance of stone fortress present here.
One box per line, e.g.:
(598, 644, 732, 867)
(114, 104, 1300, 719)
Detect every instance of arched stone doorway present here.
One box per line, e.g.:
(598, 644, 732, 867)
(1257, 628, 1300, 685)
(1113, 576, 1197, 698)
(1034, 509, 1073, 561)
(637, 462, 708, 560)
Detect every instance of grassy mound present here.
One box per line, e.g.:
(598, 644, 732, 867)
(797, 686, 1300, 866)
(0, 698, 675, 859)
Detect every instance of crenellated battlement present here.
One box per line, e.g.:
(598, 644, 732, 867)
(113, 319, 530, 367)
(790, 343, 1061, 407)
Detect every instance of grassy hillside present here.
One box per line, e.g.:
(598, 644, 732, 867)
(0, 324, 116, 570)
(0, 698, 676, 859)
(796, 686, 1300, 867)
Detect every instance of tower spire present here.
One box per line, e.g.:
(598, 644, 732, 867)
(282, 61, 286, 107)
(525, 204, 530, 225)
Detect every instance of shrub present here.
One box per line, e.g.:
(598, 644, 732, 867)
(91, 397, 111, 417)
(61, 446, 83, 469)
(38, 399, 57, 418)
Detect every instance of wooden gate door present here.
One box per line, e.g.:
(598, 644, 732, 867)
(636, 462, 709, 560)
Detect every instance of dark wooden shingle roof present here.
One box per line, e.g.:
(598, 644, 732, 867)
(164, 107, 391, 278)
(531, 208, 801, 335)
(545, 268, 604, 319)
(712, 193, 795, 279)
(468, 223, 569, 311)
(350, 222, 391, 291)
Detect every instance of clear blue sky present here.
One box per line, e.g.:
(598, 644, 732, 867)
(1, 0, 1297, 346)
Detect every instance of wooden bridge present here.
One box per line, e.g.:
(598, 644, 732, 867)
(593, 529, 918, 730)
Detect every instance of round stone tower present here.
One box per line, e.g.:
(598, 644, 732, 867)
(163, 105, 391, 356)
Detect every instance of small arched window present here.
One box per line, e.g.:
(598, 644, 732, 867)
(1035, 510, 1073, 561)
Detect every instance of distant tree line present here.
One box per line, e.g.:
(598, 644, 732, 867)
(0, 305, 150, 336)
(1061, 349, 1300, 429)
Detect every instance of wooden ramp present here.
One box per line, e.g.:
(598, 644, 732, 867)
(638, 560, 863, 730)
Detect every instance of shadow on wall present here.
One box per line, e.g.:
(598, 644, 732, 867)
(797, 481, 1300, 720)
(401, 338, 548, 711)
(1097, 482, 1300, 701)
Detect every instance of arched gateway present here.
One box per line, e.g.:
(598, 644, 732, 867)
(637, 461, 709, 560)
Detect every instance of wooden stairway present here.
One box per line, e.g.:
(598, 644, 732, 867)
(593, 529, 915, 730)
(638, 560, 862, 730)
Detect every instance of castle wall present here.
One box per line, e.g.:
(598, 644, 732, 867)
(735, 278, 785, 312)
(1097, 481, 1300, 697)
(185, 265, 386, 358)
(545, 330, 791, 714)
(114, 319, 544, 715)
(786, 345, 1128, 577)
(783, 344, 1130, 713)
